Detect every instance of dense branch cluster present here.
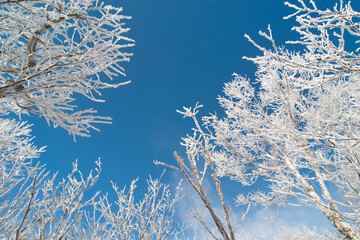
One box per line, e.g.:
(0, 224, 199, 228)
(0, 0, 134, 137)
(0, 125, 182, 239)
(159, 0, 360, 239)
(0, 1, 183, 239)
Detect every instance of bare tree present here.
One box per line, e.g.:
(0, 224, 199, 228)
(0, 118, 183, 239)
(0, 1, 183, 239)
(0, 0, 134, 138)
(156, 104, 250, 240)
(160, 0, 360, 239)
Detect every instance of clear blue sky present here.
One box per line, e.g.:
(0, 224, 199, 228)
(28, 0, 360, 235)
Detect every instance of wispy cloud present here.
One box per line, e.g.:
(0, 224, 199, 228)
(240, 206, 335, 239)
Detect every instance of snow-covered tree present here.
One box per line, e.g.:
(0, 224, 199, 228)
(163, 0, 360, 239)
(0, 0, 134, 137)
(0, 1, 183, 239)
(0, 120, 182, 239)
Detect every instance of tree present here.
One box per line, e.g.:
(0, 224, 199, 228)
(0, 121, 182, 239)
(0, 0, 183, 239)
(0, 0, 134, 138)
(155, 105, 249, 240)
(160, 0, 360, 239)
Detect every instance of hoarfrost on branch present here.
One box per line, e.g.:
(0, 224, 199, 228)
(161, 0, 360, 239)
(0, 1, 183, 239)
(0, 0, 134, 137)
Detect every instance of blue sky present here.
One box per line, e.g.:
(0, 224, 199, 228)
(28, 0, 360, 236)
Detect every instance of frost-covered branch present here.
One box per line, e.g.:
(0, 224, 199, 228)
(0, 118, 183, 239)
(0, 0, 134, 137)
(156, 104, 249, 240)
(168, 0, 360, 239)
